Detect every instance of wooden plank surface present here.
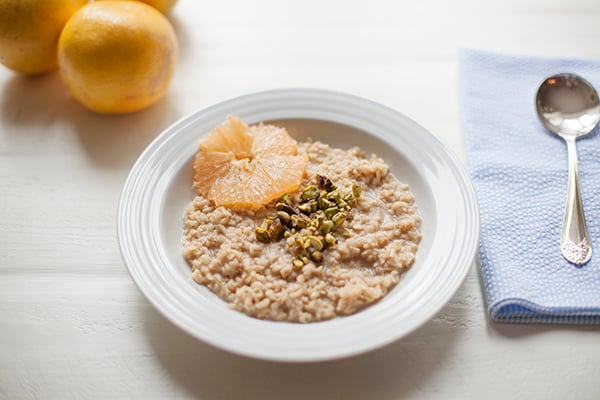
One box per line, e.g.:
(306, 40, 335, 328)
(1, 0, 600, 398)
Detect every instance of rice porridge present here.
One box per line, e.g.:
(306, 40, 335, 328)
(182, 135, 422, 323)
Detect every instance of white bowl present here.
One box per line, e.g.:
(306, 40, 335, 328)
(118, 89, 479, 362)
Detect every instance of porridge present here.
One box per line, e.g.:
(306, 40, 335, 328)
(182, 118, 421, 323)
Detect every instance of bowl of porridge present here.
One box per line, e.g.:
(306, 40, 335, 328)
(118, 89, 479, 362)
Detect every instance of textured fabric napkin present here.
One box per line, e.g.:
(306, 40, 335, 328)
(460, 49, 600, 324)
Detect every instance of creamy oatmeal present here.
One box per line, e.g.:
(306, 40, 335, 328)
(182, 140, 421, 323)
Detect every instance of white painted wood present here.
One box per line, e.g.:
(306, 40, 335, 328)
(1, 0, 599, 398)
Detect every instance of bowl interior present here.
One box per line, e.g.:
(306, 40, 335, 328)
(161, 117, 437, 312)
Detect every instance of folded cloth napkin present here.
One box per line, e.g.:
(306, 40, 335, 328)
(460, 49, 600, 324)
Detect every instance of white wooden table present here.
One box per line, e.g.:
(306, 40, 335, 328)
(2, 1, 600, 398)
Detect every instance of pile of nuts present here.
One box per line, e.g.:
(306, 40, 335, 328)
(255, 174, 362, 269)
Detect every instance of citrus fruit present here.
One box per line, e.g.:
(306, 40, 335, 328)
(0, 0, 86, 75)
(140, 0, 178, 13)
(97, 0, 178, 14)
(193, 116, 308, 209)
(57, 1, 178, 114)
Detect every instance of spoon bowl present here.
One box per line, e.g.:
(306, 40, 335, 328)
(535, 73, 600, 265)
(536, 74, 600, 137)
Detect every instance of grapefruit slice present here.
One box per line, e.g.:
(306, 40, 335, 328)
(193, 116, 308, 209)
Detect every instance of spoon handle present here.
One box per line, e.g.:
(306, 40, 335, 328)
(561, 137, 592, 265)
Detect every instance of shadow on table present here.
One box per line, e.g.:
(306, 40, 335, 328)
(141, 298, 465, 400)
(65, 96, 180, 168)
(1, 71, 182, 169)
(489, 320, 600, 338)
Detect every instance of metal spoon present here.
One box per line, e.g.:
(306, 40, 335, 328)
(535, 73, 600, 265)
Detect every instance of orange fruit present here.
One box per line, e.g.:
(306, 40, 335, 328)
(96, 0, 178, 14)
(141, 0, 178, 13)
(0, 0, 86, 75)
(193, 116, 308, 209)
(57, 1, 178, 114)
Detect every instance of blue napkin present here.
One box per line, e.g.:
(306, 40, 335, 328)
(460, 49, 600, 324)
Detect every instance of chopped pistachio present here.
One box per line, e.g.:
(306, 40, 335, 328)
(320, 220, 334, 234)
(279, 193, 291, 205)
(296, 214, 311, 228)
(312, 213, 324, 226)
(317, 174, 336, 191)
(332, 211, 347, 226)
(352, 184, 362, 199)
(318, 196, 334, 210)
(277, 210, 291, 223)
(310, 218, 319, 228)
(256, 175, 361, 267)
(267, 219, 284, 240)
(255, 227, 270, 243)
(324, 206, 338, 219)
(308, 235, 324, 251)
(296, 236, 307, 249)
(276, 203, 297, 215)
(290, 214, 299, 228)
(324, 233, 336, 245)
(311, 251, 323, 263)
(326, 190, 341, 202)
(260, 216, 273, 230)
(298, 203, 312, 214)
(303, 237, 312, 250)
(301, 185, 319, 200)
